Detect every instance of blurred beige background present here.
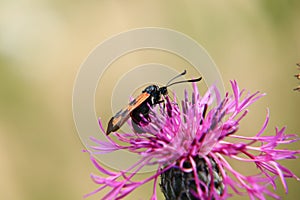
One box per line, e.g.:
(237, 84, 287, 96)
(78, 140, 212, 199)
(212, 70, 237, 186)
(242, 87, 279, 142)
(1, 1, 299, 200)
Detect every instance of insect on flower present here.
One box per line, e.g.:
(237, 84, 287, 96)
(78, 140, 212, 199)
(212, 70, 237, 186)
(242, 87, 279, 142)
(106, 70, 202, 135)
(87, 81, 300, 200)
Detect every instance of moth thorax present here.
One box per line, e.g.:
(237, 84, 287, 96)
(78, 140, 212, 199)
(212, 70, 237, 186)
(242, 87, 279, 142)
(143, 85, 159, 94)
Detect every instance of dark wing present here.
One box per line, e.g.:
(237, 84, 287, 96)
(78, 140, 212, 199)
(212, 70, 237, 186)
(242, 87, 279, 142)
(106, 92, 150, 135)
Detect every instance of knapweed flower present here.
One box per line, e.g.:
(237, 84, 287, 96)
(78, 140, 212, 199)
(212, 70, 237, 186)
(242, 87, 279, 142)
(86, 81, 299, 200)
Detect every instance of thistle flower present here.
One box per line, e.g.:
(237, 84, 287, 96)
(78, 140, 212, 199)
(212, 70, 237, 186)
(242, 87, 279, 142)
(86, 81, 299, 200)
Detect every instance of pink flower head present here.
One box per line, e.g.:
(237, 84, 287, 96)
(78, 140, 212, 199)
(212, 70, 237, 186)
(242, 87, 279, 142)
(86, 81, 299, 200)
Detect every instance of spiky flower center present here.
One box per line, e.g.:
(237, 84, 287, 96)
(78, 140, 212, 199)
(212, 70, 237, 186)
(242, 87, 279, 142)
(160, 155, 224, 200)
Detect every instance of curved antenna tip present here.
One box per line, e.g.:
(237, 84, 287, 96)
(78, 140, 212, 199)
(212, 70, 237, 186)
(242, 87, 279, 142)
(166, 69, 187, 86)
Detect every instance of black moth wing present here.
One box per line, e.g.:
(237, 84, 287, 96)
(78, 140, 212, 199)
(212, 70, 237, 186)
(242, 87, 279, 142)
(106, 92, 150, 135)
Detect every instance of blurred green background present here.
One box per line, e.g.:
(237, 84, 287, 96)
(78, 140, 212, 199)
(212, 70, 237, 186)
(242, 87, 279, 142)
(1, 0, 299, 200)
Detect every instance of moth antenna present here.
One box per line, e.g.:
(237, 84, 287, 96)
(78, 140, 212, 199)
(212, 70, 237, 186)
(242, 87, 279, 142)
(165, 70, 187, 86)
(166, 77, 202, 88)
